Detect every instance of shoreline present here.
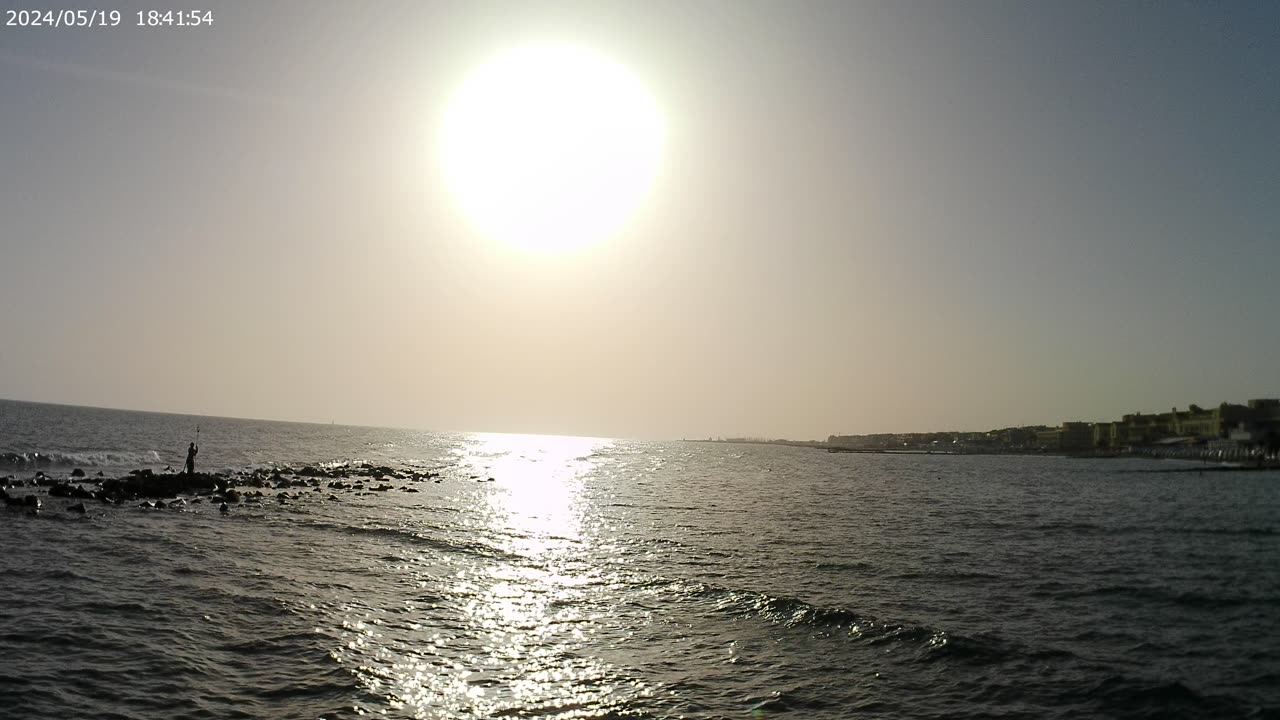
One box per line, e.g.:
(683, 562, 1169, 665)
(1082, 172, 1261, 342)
(687, 438, 1280, 469)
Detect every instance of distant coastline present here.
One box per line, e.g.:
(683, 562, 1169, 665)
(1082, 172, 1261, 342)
(692, 397, 1280, 468)
(687, 437, 1280, 470)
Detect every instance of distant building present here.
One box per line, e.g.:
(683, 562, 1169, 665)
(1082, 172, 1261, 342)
(1060, 422, 1093, 450)
(822, 398, 1280, 456)
(1167, 402, 1253, 438)
(1092, 421, 1125, 448)
(1002, 426, 1046, 447)
(1117, 412, 1173, 445)
(1036, 428, 1061, 449)
(1036, 422, 1092, 451)
(1237, 399, 1280, 449)
(1102, 399, 1280, 451)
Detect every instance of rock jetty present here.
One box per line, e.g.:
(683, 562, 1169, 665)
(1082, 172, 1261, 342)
(1, 461, 446, 516)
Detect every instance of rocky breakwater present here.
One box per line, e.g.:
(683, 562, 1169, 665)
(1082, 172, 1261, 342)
(98, 469, 221, 501)
(1, 461, 445, 517)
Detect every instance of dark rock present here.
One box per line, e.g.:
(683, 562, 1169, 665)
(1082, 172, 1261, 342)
(224, 489, 242, 503)
(51, 482, 93, 499)
(66, 502, 86, 514)
(70, 468, 86, 478)
(327, 494, 339, 501)
(154, 500, 167, 509)
(98, 471, 221, 501)
(219, 502, 229, 513)
(23, 495, 40, 509)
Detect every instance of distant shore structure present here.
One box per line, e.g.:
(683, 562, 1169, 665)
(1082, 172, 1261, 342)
(697, 398, 1280, 466)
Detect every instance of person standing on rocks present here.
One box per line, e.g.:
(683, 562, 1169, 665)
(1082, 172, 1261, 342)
(184, 442, 199, 475)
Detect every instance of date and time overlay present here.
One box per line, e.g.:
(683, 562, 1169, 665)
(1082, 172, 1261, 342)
(6, 8, 213, 27)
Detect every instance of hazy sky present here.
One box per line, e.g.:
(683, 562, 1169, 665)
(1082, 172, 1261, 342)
(2, 1, 1277, 439)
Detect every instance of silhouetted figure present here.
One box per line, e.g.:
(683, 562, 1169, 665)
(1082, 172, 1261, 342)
(184, 443, 198, 475)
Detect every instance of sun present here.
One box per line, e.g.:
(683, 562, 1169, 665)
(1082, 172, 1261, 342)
(439, 43, 664, 253)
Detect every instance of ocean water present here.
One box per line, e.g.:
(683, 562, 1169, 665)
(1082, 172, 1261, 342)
(1, 399, 1277, 720)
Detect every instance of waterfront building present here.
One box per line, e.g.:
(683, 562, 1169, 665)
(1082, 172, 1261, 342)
(1115, 412, 1173, 445)
(1060, 422, 1092, 450)
(1167, 402, 1254, 438)
(824, 398, 1279, 455)
(1092, 421, 1126, 449)
(1036, 422, 1092, 451)
(1036, 428, 1061, 449)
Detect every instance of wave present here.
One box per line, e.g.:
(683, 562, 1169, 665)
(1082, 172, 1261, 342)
(813, 560, 876, 572)
(672, 581, 1263, 716)
(0, 449, 163, 468)
(306, 520, 527, 562)
(658, 580, 1029, 666)
(1085, 675, 1253, 719)
(641, 578, 1087, 672)
(1181, 526, 1277, 537)
(1066, 584, 1280, 608)
(890, 569, 1001, 581)
(971, 519, 1279, 539)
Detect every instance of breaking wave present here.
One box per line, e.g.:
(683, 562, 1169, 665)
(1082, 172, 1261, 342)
(0, 449, 163, 468)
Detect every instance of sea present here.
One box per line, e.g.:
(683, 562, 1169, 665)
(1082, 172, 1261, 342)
(0, 398, 1277, 720)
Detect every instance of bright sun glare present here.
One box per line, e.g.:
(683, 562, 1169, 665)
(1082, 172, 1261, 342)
(439, 43, 665, 253)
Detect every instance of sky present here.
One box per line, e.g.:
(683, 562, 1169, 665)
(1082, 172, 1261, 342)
(1, 0, 1277, 440)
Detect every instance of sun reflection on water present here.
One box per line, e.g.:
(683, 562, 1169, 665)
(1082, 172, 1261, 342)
(333, 432, 653, 718)
(461, 432, 604, 555)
